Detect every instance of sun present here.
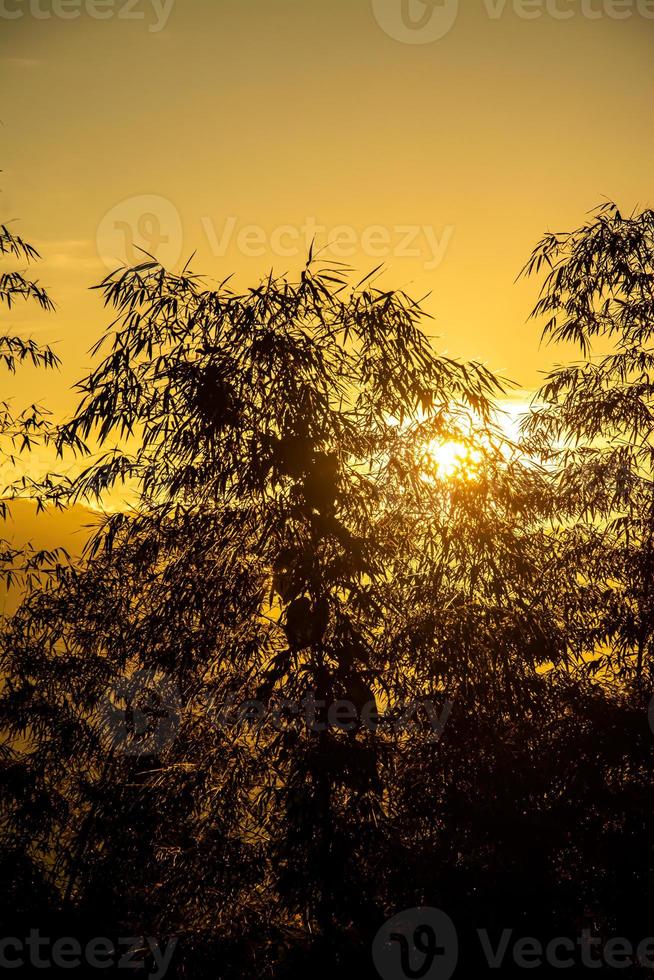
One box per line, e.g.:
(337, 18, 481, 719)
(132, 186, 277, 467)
(423, 439, 482, 480)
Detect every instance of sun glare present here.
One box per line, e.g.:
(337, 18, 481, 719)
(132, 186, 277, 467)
(423, 439, 482, 480)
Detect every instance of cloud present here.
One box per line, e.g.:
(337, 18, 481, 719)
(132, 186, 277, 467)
(32, 239, 104, 273)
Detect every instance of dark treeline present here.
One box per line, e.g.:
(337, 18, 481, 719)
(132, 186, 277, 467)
(1, 204, 654, 978)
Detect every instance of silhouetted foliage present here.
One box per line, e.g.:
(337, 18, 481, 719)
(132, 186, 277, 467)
(524, 204, 654, 684)
(2, 212, 654, 978)
(0, 222, 66, 592)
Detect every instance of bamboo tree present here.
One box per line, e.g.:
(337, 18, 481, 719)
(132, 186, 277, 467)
(523, 203, 654, 684)
(0, 222, 65, 593)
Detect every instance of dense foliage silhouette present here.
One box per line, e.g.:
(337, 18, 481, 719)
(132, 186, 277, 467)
(2, 206, 654, 977)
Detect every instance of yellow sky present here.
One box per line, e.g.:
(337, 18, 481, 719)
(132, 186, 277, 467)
(1, 0, 653, 416)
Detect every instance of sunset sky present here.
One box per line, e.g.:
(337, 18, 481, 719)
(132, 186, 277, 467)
(1, 0, 653, 413)
(3, 4, 654, 954)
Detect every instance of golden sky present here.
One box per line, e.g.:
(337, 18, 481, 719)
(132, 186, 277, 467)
(1, 0, 653, 416)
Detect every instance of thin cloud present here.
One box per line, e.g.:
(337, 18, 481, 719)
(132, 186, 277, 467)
(32, 239, 103, 273)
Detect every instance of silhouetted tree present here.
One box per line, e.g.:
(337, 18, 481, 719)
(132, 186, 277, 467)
(523, 204, 654, 684)
(3, 218, 654, 978)
(0, 222, 64, 591)
(2, 257, 509, 974)
(0, 218, 70, 937)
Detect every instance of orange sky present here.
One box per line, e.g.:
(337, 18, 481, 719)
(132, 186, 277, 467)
(1, 0, 653, 412)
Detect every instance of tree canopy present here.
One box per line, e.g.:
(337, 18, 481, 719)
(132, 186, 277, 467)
(2, 207, 654, 979)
